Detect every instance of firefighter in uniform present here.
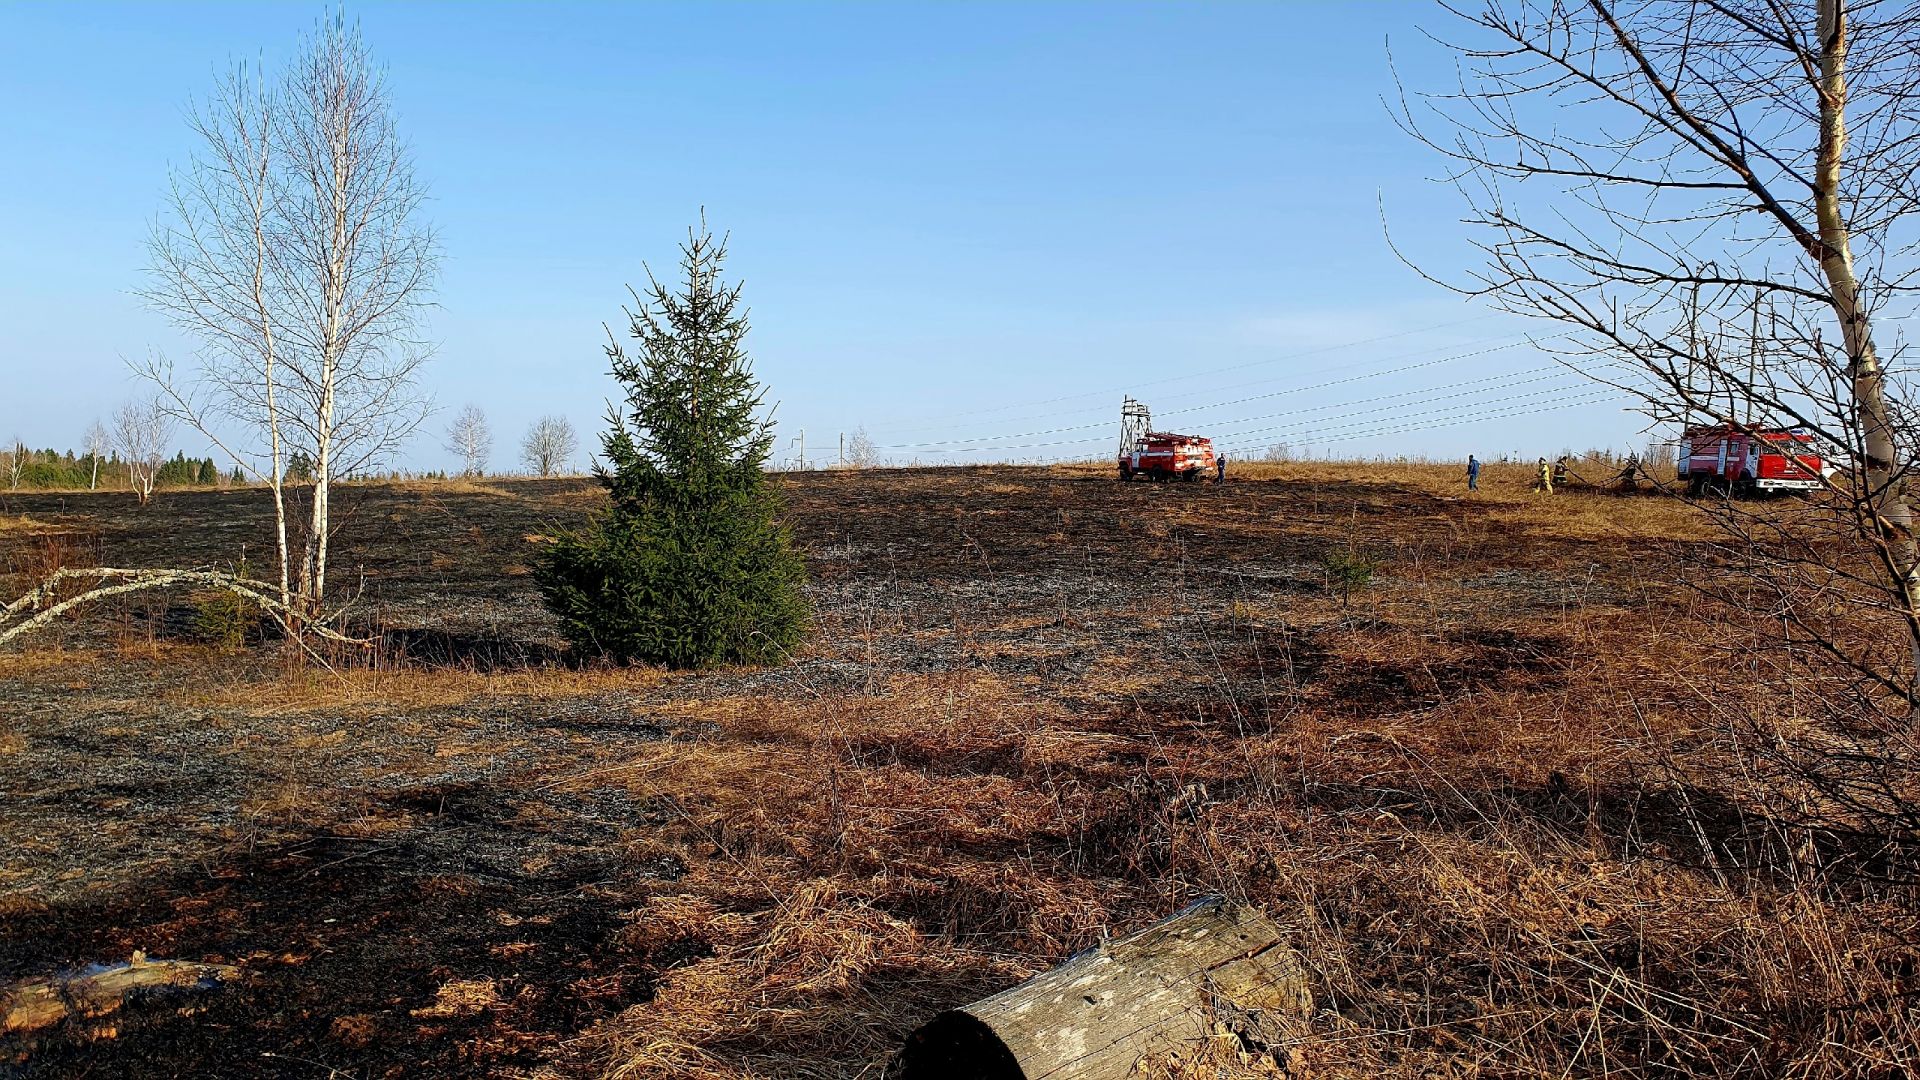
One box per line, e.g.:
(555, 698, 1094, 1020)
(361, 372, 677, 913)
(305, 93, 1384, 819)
(1615, 455, 1640, 493)
(1552, 457, 1569, 492)
(1535, 457, 1552, 494)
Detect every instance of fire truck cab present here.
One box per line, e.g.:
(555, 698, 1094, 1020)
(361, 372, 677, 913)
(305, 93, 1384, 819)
(1677, 424, 1831, 496)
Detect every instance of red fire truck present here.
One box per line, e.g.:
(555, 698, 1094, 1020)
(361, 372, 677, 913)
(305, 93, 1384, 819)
(1677, 424, 1832, 496)
(1117, 396, 1218, 482)
(1120, 431, 1217, 482)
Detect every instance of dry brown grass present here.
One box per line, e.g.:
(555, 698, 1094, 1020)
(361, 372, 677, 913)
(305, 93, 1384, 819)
(163, 660, 664, 713)
(3, 466, 1913, 1079)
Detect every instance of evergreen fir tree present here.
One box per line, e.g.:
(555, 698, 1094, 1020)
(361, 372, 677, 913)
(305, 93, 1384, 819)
(535, 222, 809, 668)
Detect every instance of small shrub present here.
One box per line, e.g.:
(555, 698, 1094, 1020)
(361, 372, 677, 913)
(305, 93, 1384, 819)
(192, 557, 260, 649)
(1320, 548, 1378, 605)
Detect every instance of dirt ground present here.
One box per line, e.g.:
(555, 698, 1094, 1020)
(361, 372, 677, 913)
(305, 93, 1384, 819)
(2, 464, 1914, 1079)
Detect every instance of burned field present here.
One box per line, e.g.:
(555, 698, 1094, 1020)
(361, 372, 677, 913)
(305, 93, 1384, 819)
(3, 465, 1914, 1079)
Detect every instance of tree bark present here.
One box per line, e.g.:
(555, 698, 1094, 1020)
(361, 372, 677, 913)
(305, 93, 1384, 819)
(887, 897, 1310, 1080)
(1811, 0, 1920, 678)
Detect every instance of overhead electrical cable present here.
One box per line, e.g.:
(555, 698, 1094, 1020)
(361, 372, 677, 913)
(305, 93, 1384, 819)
(905, 385, 1626, 455)
(865, 328, 1536, 439)
(876, 364, 1555, 451)
(875, 339, 1565, 451)
(1158, 340, 1545, 415)
(1207, 373, 1563, 442)
(1219, 388, 1625, 451)
(859, 312, 1504, 434)
(1296, 391, 1625, 447)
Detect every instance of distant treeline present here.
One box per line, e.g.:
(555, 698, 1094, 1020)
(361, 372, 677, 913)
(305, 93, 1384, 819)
(0, 444, 474, 493)
(2, 446, 232, 492)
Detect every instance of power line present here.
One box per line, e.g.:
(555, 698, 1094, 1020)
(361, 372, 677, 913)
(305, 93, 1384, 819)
(867, 328, 1529, 440)
(1220, 389, 1624, 452)
(901, 385, 1626, 456)
(1159, 340, 1541, 416)
(1197, 367, 1555, 432)
(860, 313, 1503, 435)
(1208, 372, 1562, 442)
(1300, 391, 1624, 448)
(874, 341, 1558, 451)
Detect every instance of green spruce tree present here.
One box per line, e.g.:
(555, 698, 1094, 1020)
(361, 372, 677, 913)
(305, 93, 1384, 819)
(535, 222, 809, 668)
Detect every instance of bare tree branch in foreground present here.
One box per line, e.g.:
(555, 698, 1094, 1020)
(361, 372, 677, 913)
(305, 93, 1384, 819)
(1405, 0, 1920, 876)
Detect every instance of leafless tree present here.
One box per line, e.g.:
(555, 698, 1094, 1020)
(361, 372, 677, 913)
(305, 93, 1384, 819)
(521, 416, 578, 478)
(443, 404, 492, 477)
(1405, 0, 1920, 871)
(83, 420, 110, 491)
(136, 14, 435, 627)
(844, 427, 881, 468)
(112, 399, 173, 506)
(3, 440, 23, 491)
(1405, 0, 1920, 660)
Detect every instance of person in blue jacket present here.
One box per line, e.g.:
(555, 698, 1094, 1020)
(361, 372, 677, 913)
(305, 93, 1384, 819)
(1466, 454, 1481, 491)
(1216, 452, 1227, 482)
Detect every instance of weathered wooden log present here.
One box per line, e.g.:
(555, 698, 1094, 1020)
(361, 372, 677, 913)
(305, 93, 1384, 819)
(888, 896, 1310, 1080)
(1, 951, 241, 1034)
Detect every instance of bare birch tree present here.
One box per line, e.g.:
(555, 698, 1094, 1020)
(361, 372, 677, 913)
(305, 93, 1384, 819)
(137, 14, 435, 625)
(444, 404, 492, 477)
(3, 440, 23, 491)
(1403, 0, 1920, 868)
(521, 416, 578, 478)
(6, 17, 436, 653)
(844, 427, 881, 468)
(112, 399, 173, 506)
(83, 420, 110, 491)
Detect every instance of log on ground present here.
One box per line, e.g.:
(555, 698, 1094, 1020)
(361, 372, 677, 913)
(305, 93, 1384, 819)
(887, 896, 1310, 1080)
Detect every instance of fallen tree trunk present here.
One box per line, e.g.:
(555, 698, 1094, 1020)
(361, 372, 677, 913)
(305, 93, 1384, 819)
(0, 566, 369, 649)
(887, 896, 1310, 1080)
(2, 951, 241, 1034)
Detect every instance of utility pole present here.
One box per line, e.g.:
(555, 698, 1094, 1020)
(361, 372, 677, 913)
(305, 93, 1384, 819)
(838, 432, 844, 468)
(788, 430, 807, 471)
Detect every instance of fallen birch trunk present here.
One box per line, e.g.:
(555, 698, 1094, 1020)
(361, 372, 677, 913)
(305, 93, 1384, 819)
(2, 951, 242, 1034)
(887, 896, 1310, 1080)
(0, 566, 368, 649)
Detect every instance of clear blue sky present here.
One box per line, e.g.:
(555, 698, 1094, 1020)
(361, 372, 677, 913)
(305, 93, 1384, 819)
(0, 2, 1644, 472)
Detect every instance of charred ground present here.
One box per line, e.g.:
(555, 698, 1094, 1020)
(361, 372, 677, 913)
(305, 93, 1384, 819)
(2, 464, 1912, 1078)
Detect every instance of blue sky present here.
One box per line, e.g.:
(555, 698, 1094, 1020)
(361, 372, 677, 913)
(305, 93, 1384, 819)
(0, 2, 1645, 471)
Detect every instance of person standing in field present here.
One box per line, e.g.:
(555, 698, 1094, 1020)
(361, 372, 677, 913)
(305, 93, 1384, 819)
(1535, 456, 1552, 494)
(1466, 454, 1480, 491)
(1216, 452, 1226, 482)
(1552, 457, 1569, 492)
